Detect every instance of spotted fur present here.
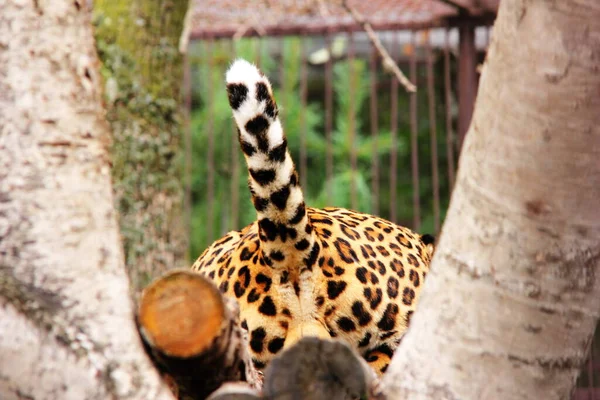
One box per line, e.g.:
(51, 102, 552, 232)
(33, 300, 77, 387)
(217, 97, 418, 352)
(192, 59, 435, 376)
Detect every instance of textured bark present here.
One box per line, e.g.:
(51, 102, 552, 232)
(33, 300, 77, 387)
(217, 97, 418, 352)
(93, 0, 188, 291)
(138, 271, 260, 400)
(0, 1, 173, 399)
(383, 1, 600, 399)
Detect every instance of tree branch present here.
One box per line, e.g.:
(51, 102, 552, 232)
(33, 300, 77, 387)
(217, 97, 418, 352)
(342, 0, 416, 93)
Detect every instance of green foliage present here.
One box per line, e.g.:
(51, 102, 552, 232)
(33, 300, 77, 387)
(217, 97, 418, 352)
(189, 37, 454, 257)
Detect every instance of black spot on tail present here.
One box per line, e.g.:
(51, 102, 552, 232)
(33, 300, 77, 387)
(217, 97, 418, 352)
(295, 238, 310, 251)
(259, 218, 278, 241)
(245, 116, 269, 135)
(252, 196, 269, 212)
(256, 82, 270, 101)
(227, 83, 248, 110)
(240, 140, 257, 156)
(256, 82, 278, 118)
(270, 250, 285, 262)
(289, 203, 306, 224)
(421, 234, 435, 245)
(304, 242, 320, 270)
(268, 139, 287, 162)
(270, 186, 290, 210)
(249, 168, 276, 186)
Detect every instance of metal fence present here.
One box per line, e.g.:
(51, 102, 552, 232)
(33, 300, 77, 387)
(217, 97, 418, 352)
(187, 26, 599, 399)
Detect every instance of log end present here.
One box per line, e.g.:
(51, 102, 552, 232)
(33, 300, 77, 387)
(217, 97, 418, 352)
(138, 269, 225, 358)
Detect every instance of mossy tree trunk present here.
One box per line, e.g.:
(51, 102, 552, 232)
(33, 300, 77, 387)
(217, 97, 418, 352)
(93, 0, 189, 291)
(0, 1, 173, 398)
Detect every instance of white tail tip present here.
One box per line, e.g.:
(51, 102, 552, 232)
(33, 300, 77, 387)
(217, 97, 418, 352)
(226, 59, 263, 85)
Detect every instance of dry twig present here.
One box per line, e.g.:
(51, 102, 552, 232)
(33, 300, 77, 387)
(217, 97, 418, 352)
(342, 1, 417, 92)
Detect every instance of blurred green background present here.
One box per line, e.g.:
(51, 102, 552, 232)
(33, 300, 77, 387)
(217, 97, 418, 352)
(188, 36, 456, 257)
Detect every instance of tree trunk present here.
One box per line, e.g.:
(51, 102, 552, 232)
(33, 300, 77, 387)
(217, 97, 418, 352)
(0, 1, 173, 399)
(383, 1, 600, 399)
(93, 0, 189, 291)
(138, 271, 261, 400)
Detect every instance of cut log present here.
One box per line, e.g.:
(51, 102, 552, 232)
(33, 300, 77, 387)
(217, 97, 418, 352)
(263, 337, 379, 400)
(138, 270, 260, 400)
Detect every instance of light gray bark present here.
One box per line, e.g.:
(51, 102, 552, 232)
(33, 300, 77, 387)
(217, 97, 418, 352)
(0, 1, 173, 399)
(383, 1, 600, 399)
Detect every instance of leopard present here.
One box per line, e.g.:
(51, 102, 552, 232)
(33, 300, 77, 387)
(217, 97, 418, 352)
(191, 59, 435, 376)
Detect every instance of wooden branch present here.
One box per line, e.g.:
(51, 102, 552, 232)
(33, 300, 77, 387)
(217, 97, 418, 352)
(342, 0, 417, 93)
(178, 1, 193, 54)
(138, 270, 260, 400)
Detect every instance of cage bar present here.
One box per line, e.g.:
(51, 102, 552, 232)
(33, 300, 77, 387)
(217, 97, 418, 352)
(348, 31, 358, 211)
(205, 39, 215, 243)
(369, 45, 380, 215)
(458, 19, 477, 149)
(426, 31, 441, 233)
(444, 28, 456, 190)
(325, 31, 334, 203)
(409, 30, 421, 231)
(299, 38, 309, 191)
(389, 31, 399, 224)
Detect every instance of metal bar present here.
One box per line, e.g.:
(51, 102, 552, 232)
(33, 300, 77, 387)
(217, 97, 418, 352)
(458, 19, 477, 150)
(190, 20, 454, 40)
(279, 38, 286, 126)
(348, 31, 358, 211)
(325, 31, 334, 203)
(299, 38, 308, 191)
(230, 40, 240, 230)
(256, 37, 263, 69)
(182, 54, 192, 260)
(444, 28, 456, 190)
(389, 31, 399, 223)
(189, 15, 499, 40)
(206, 39, 215, 243)
(409, 31, 421, 231)
(426, 31, 441, 233)
(437, 0, 500, 13)
(369, 44, 379, 215)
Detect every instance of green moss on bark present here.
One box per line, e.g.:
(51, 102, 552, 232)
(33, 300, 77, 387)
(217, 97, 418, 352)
(93, 1, 189, 291)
